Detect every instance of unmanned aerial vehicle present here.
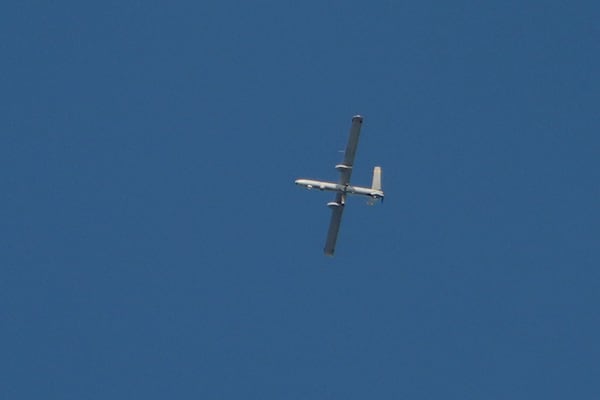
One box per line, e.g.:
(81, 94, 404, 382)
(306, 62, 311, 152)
(295, 115, 384, 256)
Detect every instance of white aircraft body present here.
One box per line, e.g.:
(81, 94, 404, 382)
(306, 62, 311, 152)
(295, 115, 384, 256)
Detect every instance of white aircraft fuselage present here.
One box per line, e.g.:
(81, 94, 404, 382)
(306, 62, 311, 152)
(294, 179, 384, 201)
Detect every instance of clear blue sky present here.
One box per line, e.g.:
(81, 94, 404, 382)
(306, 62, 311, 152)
(2, 1, 599, 398)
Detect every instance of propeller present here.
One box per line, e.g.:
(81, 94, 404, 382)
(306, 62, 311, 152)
(366, 194, 384, 206)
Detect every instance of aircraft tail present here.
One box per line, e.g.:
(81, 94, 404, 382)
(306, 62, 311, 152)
(371, 166, 382, 191)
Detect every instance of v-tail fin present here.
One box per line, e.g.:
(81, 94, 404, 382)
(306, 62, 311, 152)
(371, 166, 382, 191)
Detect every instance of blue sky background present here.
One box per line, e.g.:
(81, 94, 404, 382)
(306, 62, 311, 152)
(2, 1, 599, 398)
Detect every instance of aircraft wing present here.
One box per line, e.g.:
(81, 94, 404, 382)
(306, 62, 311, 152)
(337, 115, 364, 186)
(324, 192, 345, 256)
